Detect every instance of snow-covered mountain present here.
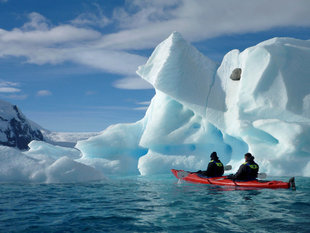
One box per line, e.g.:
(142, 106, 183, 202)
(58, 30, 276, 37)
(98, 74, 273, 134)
(0, 100, 44, 150)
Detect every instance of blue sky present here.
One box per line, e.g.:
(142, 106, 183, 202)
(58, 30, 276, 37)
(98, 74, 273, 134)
(0, 0, 310, 132)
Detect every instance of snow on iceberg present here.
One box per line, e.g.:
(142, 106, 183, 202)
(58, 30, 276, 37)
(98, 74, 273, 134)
(0, 142, 104, 183)
(137, 32, 219, 116)
(26, 140, 81, 162)
(77, 32, 310, 177)
(76, 121, 148, 175)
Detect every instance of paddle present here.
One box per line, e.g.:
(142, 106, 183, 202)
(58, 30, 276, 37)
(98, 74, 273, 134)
(289, 177, 296, 190)
(258, 173, 267, 179)
(224, 165, 232, 171)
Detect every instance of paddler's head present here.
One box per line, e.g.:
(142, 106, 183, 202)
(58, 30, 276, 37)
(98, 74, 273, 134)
(245, 153, 254, 162)
(210, 152, 218, 160)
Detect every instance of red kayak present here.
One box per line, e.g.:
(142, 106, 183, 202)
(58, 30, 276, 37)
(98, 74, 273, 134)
(171, 169, 295, 190)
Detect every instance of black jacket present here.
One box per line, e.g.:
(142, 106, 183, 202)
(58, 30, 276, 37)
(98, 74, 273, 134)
(230, 161, 259, 181)
(201, 159, 224, 177)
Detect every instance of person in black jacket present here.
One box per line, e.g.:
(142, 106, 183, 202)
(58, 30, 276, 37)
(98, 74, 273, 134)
(228, 153, 259, 181)
(197, 152, 224, 177)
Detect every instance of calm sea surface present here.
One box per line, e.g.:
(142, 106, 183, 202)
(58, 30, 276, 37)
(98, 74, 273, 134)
(1, 175, 310, 233)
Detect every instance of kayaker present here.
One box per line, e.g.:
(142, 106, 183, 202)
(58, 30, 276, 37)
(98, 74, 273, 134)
(197, 152, 224, 177)
(228, 153, 259, 181)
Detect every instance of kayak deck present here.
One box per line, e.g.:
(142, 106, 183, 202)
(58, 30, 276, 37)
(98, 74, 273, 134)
(171, 169, 293, 189)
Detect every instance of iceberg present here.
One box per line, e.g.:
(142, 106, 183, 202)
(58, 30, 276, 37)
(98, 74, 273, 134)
(76, 32, 310, 177)
(0, 142, 104, 183)
(1, 31, 310, 182)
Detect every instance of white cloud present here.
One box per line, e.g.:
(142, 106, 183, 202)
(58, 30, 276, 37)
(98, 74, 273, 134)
(95, 0, 310, 50)
(71, 49, 147, 75)
(112, 76, 153, 90)
(113, 0, 179, 30)
(0, 1, 310, 90)
(71, 13, 110, 28)
(71, 3, 111, 28)
(0, 81, 21, 93)
(134, 100, 151, 111)
(134, 106, 149, 111)
(0, 12, 146, 75)
(0, 87, 20, 93)
(137, 101, 151, 105)
(22, 12, 49, 31)
(0, 25, 101, 46)
(3, 94, 28, 100)
(37, 90, 52, 96)
(0, 80, 19, 87)
(0, 80, 26, 99)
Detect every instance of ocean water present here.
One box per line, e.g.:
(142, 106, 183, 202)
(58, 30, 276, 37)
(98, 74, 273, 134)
(1, 175, 310, 233)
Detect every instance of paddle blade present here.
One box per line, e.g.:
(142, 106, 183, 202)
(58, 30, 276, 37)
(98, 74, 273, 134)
(289, 177, 296, 190)
(258, 173, 267, 179)
(224, 165, 232, 171)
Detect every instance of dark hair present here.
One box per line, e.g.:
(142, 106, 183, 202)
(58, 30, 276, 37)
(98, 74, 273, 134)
(210, 152, 218, 160)
(245, 153, 254, 161)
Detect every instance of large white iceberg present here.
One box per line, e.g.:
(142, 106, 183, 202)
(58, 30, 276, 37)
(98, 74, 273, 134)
(1, 32, 310, 182)
(76, 32, 310, 177)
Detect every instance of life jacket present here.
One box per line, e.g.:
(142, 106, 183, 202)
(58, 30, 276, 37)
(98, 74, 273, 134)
(209, 160, 224, 177)
(243, 161, 259, 180)
(210, 160, 223, 167)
